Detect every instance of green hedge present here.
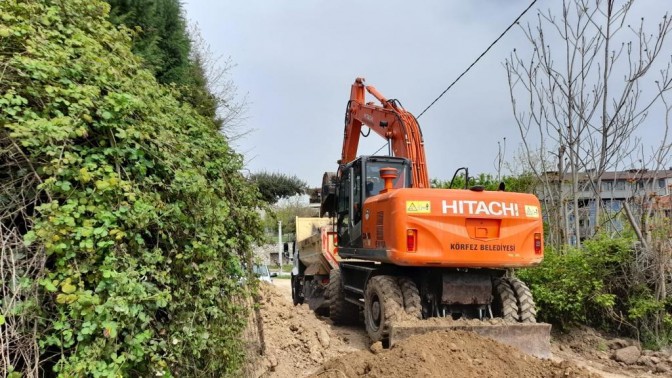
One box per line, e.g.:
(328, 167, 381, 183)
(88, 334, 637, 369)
(1, 0, 262, 376)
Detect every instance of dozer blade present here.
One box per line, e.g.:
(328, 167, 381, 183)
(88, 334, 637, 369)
(389, 322, 552, 359)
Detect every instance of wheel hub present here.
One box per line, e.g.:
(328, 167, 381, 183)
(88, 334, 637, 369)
(372, 299, 381, 324)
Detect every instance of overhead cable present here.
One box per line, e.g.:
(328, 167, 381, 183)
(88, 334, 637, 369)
(417, 0, 538, 119)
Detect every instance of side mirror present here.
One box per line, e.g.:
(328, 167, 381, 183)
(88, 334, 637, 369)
(271, 272, 278, 277)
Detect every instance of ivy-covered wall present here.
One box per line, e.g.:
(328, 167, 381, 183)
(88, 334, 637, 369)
(0, 0, 262, 376)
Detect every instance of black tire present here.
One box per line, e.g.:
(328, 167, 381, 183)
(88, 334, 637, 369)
(314, 305, 330, 317)
(328, 269, 359, 325)
(507, 277, 537, 323)
(291, 274, 304, 305)
(398, 277, 422, 319)
(364, 275, 403, 344)
(492, 278, 519, 322)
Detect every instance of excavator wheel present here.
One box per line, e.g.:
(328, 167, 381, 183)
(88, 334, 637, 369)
(507, 277, 537, 323)
(328, 269, 359, 325)
(364, 275, 403, 345)
(492, 278, 519, 322)
(398, 277, 422, 319)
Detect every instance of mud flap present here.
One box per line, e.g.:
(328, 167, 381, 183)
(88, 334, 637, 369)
(389, 322, 552, 359)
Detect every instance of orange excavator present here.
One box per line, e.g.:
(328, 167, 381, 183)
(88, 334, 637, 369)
(313, 77, 551, 357)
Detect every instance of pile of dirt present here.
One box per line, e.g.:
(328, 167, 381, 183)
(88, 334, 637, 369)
(254, 282, 367, 377)
(310, 330, 599, 378)
(552, 326, 672, 376)
(248, 281, 646, 377)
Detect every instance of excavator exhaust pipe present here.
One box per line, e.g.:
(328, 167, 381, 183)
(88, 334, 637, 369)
(389, 322, 552, 359)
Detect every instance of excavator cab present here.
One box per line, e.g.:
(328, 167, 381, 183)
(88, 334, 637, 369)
(335, 156, 411, 249)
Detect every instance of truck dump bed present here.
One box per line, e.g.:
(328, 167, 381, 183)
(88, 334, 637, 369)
(295, 217, 338, 276)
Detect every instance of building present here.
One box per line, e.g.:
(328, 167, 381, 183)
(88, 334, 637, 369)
(536, 169, 672, 241)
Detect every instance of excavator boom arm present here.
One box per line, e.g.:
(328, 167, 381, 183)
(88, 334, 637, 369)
(341, 78, 429, 188)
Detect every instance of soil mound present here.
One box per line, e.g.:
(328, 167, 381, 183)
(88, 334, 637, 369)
(552, 326, 672, 376)
(311, 330, 599, 378)
(249, 282, 603, 378)
(254, 282, 366, 377)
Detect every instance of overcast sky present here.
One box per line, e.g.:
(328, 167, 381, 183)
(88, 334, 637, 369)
(182, 0, 671, 187)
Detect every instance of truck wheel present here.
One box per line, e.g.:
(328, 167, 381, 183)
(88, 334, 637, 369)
(364, 275, 403, 345)
(398, 277, 422, 319)
(291, 274, 303, 305)
(507, 277, 537, 323)
(492, 278, 519, 322)
(328, 269, 359, 325)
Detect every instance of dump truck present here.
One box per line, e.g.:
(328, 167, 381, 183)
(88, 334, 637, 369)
(291, 216, 338, 312)
(292, 78, 551, 358)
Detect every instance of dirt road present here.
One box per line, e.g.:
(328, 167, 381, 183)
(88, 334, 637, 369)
(271, 278, 293, 302)
(252, 279, 665, 378)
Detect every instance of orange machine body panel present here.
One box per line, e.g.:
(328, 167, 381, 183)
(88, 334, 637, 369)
(359, 188, 544, 268)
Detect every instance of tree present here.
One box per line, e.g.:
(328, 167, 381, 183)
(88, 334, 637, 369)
(620, 92, 672, 347)
(0, 1, 262, 375)
(106, 0, 192, 85)
(507, 0, 672, 345)
(187, 25, 248, 136)
(250, 172, 308, 204)
(106, 0, 247, 134)
(506, 0, 672, 247)
(262, 198, 317, 239)
(432, 172, 538, 194)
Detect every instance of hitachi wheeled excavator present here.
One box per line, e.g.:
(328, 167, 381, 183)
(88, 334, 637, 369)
(299, 77, 550, 357)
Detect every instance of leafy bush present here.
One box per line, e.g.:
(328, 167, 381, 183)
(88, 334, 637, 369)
(519, 236, 672, 346)
(518, 238, 625, 328)
(1, 0, 262, 376)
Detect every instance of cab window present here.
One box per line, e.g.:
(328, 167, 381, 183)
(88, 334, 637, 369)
(364, 160, 409, 198)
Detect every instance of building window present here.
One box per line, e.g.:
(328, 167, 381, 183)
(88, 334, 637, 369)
(614, 180, 626, 190)
(659, 179, 666, 189)
(601, 181, 612, 191)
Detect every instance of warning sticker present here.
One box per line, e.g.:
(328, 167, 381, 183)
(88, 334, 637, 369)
(525, 205, 540, 218)
(406, 201, 431, 214)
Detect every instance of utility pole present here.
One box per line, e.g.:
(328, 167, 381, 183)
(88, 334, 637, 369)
(278, 220, 282, 273)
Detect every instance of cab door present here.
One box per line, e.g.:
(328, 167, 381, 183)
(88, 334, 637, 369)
(349, 160, 363, 247)
(336, 160, 363, 248)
